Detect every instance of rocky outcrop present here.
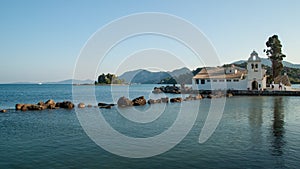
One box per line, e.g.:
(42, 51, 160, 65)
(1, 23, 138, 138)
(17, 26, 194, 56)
(98, 102, 115, 107)
(184, 94, 203, 101)
(147, 99, 162, 104)
(170, 97, 182, 103)
(226, 93, 233, 97)
(15, 104, 24, 110)
(152, 85, 181, 94)
(45, 99, 56, 109)
(132, 96, 146, 106)
(98, 102, 115, 109)
(55, 101, 74, 109)
(152, 87, 163, 94)
(20, 104, 43, 111)
(0, 109, 7, 113)
(117, 96, 133, 107)
(117, 96, 146, 107)
(99, 105, 112, 109)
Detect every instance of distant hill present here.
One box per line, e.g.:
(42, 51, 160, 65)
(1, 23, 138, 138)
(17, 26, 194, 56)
(233, 58, 300, 69)
(45, 79, 94, 84)
(7, 79, 94, 85)
(119, 67, 192, 84)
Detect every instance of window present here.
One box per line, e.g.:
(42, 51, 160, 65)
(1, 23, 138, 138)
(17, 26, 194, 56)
(251, 64, 254, 69)
(196, 79, 200, 84)
(207, 80, 211, 82)
(226, 79, 231, 82)
(233, 79, 239, 82)
(255, 64, 258, 69)
(201, 79, 205, 84)
(213, 80, 217, 82)
(219, 79, 225, 82)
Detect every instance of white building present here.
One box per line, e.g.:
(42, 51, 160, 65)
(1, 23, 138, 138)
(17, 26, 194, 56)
(192, 51, 267, 91)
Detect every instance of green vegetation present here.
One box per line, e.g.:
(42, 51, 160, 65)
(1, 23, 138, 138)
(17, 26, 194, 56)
(95, 73, 124, 85)
(264, 35, 286, 80)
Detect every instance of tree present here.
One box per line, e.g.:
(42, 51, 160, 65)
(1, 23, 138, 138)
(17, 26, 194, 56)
(97, 73, 107, 84)
(264, 35, 286, 80)
(96, 73, 124, 84)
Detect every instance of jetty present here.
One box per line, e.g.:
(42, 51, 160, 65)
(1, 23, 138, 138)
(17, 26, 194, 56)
(152, 85, 300, 96)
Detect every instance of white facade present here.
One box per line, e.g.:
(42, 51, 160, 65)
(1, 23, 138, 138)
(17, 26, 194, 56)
(246, 51, 267, 90)
(192, 51, 267, 91)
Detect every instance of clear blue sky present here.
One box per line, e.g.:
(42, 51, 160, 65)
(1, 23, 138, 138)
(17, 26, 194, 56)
(1, 0, 299, 83)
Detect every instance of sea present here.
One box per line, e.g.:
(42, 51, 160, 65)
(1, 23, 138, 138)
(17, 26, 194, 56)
(0, 84, 300, 168)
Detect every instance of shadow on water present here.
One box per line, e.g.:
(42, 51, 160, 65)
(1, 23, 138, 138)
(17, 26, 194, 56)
(271, 97, 285, 156)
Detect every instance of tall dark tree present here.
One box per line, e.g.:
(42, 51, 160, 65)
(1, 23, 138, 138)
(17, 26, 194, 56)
(97, 73, 107, 84)
(264, 35, 286, 80)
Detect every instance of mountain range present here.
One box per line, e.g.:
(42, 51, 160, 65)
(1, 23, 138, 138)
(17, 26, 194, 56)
(8, 79, 94, 85)
(233, 58, 300, 69)
(119, 67, 191, 84)
(7, 59, 299, 84)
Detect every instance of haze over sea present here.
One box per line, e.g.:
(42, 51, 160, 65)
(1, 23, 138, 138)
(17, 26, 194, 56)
(1, 84, 300, 168)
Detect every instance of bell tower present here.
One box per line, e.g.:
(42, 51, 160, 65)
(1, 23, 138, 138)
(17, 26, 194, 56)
(247, 51, 263, 90)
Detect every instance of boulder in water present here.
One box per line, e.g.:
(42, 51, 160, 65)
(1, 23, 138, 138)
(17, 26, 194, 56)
(170, 97, 182, 103)
(147, 99, 162, 104)
(78, 103, 85, 108)
(117, 96, 133, 107)
(56, 101, 74, 109)
(132, 96, 146, 106)
(15, 104, 24, 110)
(0, 109, 7, 113)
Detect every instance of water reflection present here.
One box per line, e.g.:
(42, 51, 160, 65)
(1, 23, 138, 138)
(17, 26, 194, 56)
(248, 97, 263, 148)
(271, 97, 285, 156)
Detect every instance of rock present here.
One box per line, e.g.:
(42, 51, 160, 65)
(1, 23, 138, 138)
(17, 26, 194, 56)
(78, 103, 85, 108)
(99, 105, 112, 109)
(37, 101, 45, 106)
(45, 99, 56, 109)
(161, 97, 169, 103)
(147, 99, 162, 104)
(132, 96, 146, 106)
(36, 101, 47, 110)
(39, 105, 47, 110)
(98, 102, 115, 107)
(152, 85, 181, 94)
(15, 104, 24, 110)
(207, 94, 213, 99)
(184, 94, 194, 101)
(194, 94, 203, 100)
(45, 99, 55, 105)
(227, 93, 233, 97)
(170, 97, 182, 103)
(56, 101, 74, 109)
(47, 104, 56, 109)
(152, 87, 163, 94)
(21, 104, 41, 111)
(184, 94, 203, 101)
(117, 96, 133, 107)
(0, 109, 7, 113)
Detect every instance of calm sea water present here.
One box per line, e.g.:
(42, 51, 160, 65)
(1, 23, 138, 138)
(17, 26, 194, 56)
(0, 84, 300, 168)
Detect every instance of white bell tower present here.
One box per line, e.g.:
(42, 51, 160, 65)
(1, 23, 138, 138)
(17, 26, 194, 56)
(247, 51, 264, 90)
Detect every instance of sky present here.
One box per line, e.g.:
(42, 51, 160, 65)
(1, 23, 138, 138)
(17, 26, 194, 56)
(1, 0, 300, 83)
